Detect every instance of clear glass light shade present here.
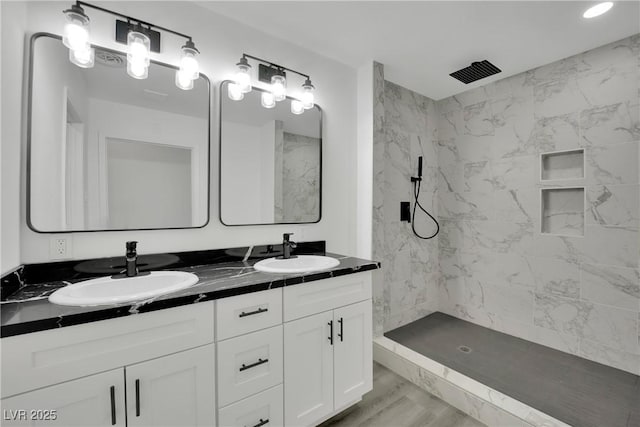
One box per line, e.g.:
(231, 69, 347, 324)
(261, 91, 276, 109)
(69, 46, 95, 68)
(271, 75, 286, 101)
(175, 70, 194, 90)
(583, 2, 613, 18)
(291, 99, 304, 115)
(127, 31, 150, 67)
(227, 83, 244, 100)
(179, 47, 199, 80)
(63, 10, 90, 51)
(127, 60, 149, 79)
(301, 85, 315, 109)
(235, 65, 252, 93)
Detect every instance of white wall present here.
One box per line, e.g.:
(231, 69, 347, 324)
(85, 98, 207, 229)
(1, 2, 27, 274)
(220, 120, 275, 224)
(2, 1, 358, 266)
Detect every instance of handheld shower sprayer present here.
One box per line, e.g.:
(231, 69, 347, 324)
(410, 156, 439, 239)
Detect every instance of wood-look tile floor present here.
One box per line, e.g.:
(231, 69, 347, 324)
(319, 363, 485, 427)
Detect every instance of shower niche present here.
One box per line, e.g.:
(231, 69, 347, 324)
(540, 149, 585, 237)
(540, 149, 584, 181)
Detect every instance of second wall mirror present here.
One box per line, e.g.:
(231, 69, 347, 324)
(219, 80, 322, 226)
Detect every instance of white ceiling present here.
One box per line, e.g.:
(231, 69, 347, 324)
(199, 1, 640, 100)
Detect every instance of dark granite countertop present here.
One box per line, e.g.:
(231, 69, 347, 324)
(0, 242, 380, 338)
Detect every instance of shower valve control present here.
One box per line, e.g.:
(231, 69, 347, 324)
(400, 201, 411, 223)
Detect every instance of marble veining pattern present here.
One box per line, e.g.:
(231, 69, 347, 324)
(1, 248, 379, 338)
(435, 34, 640, 375)
(373, 63, 440, 335)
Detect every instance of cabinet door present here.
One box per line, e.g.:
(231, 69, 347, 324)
(333, 300, 372, 409)
(126, 344, 215, 427)
(284, 311, 334, 427)
(1, 368, 125, 426)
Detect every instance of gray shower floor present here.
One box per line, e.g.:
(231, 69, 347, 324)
(385, 312, 640, 427)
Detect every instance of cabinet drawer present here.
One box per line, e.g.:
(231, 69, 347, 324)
(216, 288, 282, 340)
(1, 302, 214, 398)
(283, 272, 372, 321)
(218, 384, 283, 427)
(217, 325, 283, 407)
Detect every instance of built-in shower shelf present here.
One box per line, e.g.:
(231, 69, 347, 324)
(540, 149, 584, 181)
(541, 187, 584, 237)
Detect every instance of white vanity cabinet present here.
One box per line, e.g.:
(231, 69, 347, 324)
(1, 368, 126, 427)
(1, 270, 374, 427)
(283, 274, 373, 427)
(1, 302, 216, 427)
(125, 345, 216, 427)
(1, 344, 215, 427)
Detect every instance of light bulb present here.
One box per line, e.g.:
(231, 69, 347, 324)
(127, 60, 148, 79)
(127, 31, 150, 67)
(63, 5, 90, 52)
(175, 70, 194, 90)
(291, 99, 304, 115)
(271, 74, 286, 102)
(301, 78, 315, 109)
(179, 41, 199, 80)
(69, 46, 95, 68)
(583, 2, 613, 18)
(235, 57, 252, 93)
(227, 83, 244, 100)
(261, 91, 276, 109)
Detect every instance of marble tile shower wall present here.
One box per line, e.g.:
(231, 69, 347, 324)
(372, 62, 441, 335)
(436, 35, 640, 374)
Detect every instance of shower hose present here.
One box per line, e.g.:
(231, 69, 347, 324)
(411, 177, 440, 239)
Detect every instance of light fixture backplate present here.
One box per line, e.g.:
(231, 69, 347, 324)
(258, 64, 286, 84)
(115, 20, 161, 53)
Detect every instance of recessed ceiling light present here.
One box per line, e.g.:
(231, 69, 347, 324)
(583, 2, 614, 18)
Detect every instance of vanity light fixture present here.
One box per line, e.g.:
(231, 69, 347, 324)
(271, 73, 287, 102)
(234, 56, 253, 93)
(583, 2, 614, 18)
(227, 83, 244, 101)
(126, 28, 151, 79)
(63, 4, 94, 67)
(229, 53, 317, 113)
(261, 91, 276, 109)
(301, 78, 315, 109)
(291, 99, 305, 115)
(62, 1, 201, 89)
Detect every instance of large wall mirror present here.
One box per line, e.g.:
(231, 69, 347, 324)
(219, 80, 322, 225)
(27, 34, 210, 232)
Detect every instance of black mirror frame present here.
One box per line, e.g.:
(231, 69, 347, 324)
(218, 80, 323, 227)
(26, 33, 212, 233)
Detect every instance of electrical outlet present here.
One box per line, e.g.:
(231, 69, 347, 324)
(49, 236, 72, 260)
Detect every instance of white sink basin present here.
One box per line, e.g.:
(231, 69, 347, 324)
(49, 271, 199, 306)
(253, 255, 340, 274)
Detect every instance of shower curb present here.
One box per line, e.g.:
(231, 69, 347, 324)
(373, 336, 571, 427)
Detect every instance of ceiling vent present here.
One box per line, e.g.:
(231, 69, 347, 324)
(95, 48, 125, 67)
(450, 60, 501, 84)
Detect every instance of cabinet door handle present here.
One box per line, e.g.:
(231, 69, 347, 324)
(328, 320, 333, 345)
(110, 386, 116, 425)
(248, 418, 269, 427)
(135, 379, 141, 417)
(239, 358, 269, 372)
(239, 307, 268, 318)
(338, 317, 344, 342)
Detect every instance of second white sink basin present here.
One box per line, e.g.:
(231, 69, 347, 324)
(254, 255, 340, 274)
(49, 271, 199, 306)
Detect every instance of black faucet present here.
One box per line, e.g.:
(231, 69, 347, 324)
(125, 241, 139, 277)
(281, 233, 297, 259)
